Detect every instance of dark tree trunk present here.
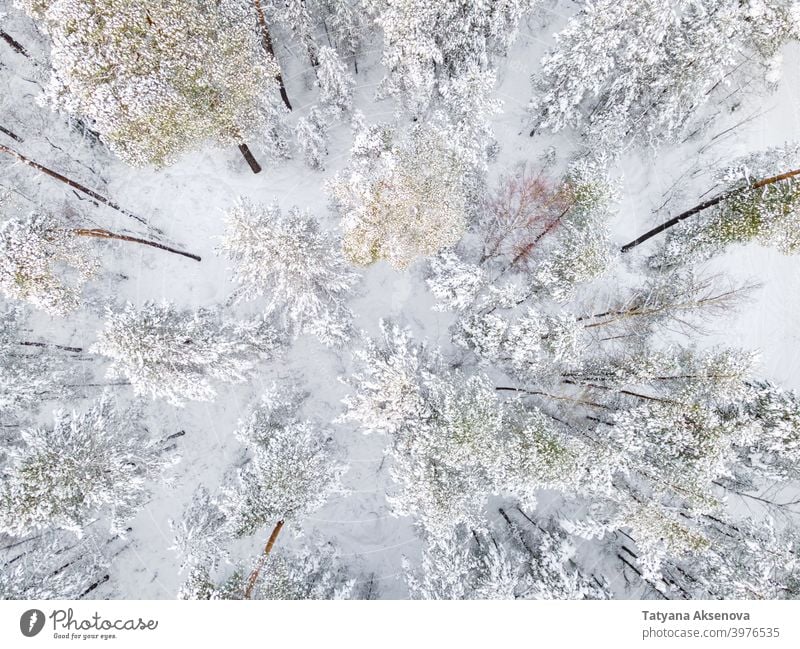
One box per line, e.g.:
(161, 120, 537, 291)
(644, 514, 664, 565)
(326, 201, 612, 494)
(0, 125, 23, 143)
(73, 228, 201, 262)
(253, 0, 293, 111)
(19, 341, 83, 353)
(237, 143, 262, 174)
(244, 519, 284, 599)
(0, 30, 28, 57)
(620, 168, 800, 253)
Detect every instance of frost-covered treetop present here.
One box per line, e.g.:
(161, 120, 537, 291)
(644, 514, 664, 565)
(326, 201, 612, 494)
(0, 200, 98, 315)
(0, 305, 73, 420)
(531, 0, 800, 153)
(91, 301, 282, 406)
(328, 114, 471, 269)
(0, 393, 171, 536)
(221, 385, 347, 537)
(220, 199, 359, 346)
(21, 0, 282, 166)
(342, 321, 597, 537)
(367, 0, 535, 115)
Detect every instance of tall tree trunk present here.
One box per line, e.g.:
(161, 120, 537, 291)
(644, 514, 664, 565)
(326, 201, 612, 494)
(237, 143, 262, 174)
(0, 144, 161, 234)
(244, 519, 284, 600)
(253, 0, 293, 111)
(620, 168, 800, 253)
(73, 228, 201, 262)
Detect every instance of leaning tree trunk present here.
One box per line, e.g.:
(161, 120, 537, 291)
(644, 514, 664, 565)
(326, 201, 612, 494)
(73, 228, 201, 262)
(253, 0, 293, 111)
(243, 519, 284, 599)
(620, 168, 800, 253)
(0, 143, 160, 233)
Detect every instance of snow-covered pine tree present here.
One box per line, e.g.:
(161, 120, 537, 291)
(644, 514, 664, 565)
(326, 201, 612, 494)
(219, 385, 346, 597)
(663, 517, 800, 599)
(328, 114, 471, 268)
(732, 380, 800, 483)
(315, 45, 355, 113)
(404, 526, 523, 599)
(20, 0, 287, 169)
(341, 320, 596, 537)
(405, 515, 609, 600)
(270, 0, 322, 70)
(0, 393, 172, 537)
(171, 486, 230, 576)
(530, 0, 800, 153)
(367, 0, 534, 118)
(0, 200, 99, 315)
(503, 512, 610, 600)
(91, 302, 282, 406)
(220, 199, 359, 345)
(319, 0, 366, 73)
(247, 542, 355, 600)
(221, 385, 346, 538)
(179, 539, 355, 600)
(295, 107, 330, 170)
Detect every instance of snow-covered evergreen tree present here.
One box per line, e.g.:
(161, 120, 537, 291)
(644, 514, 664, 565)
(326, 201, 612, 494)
(0, 201, 98, 315)
(405, 517, 609, 600)
(270, 0, 322, 70)
(530, 0, 800, 153)
(171, 486, 229, 575)
(221, 385, 346, 538)
(20, 0, 287, 167)
(405, 527, 523, 599)
(0, 305, 73, 421)
(320, 0, 366, 72)
(295, 107, 330, 170)
(91, 302, 282, 406)
(342, 321, 596, 537)
(367, 0, 534, 117)
(328, 114, 471, 268)
(220, 199, 359, 345)
(248, 542, 355, 600)
(665, 517, 800, 599)
(179, 539, 355, 600)
(315, 45, 355, 113)
(0, 393, 171, 537)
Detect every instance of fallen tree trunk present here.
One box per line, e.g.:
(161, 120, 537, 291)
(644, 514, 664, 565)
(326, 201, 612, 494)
(73, 228, 201, 262)
(0, 144, 161, 234)
(620, 168, 800, 253)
